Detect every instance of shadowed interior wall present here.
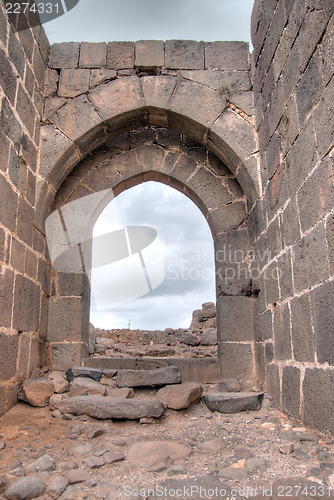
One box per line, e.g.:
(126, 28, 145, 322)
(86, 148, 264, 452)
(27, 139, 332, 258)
(251, 0, 334, 433)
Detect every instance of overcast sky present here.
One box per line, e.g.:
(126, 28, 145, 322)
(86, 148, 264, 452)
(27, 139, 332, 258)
(44, 0, 253, 44)
(44, 1, 253, 330)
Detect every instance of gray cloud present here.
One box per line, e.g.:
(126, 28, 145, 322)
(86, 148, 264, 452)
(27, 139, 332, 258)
(90, 182, 215, 329)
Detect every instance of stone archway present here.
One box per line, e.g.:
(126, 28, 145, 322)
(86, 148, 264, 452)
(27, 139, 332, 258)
(37, 77, 261, 387)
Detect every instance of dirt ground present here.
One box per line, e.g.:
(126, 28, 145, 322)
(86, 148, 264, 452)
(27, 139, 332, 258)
(0, 388, 334, 500)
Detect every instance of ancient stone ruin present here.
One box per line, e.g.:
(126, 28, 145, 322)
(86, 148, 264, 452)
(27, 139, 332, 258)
(0, 0, 333, 443)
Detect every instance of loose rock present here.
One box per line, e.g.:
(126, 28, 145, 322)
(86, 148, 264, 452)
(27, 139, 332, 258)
(245, 456, 268, 472)
(18, 378, 55, 407)
(55, 396, 166, 419)
(5, 477, 46, 499)
(127, 441, 191, 468)
(47, 372, 70, 394)
(26, 454, 56, 472)
(217, 378, 241, 392)
(46, 476, 70, 499)
(218, 467, 248, 480)
(69, 378, 106, 397)
(103, 451, 125, 464)
(66, 367, 102, 383)
(63, 469, 89, 484)
(82, 456, 105, 469)
(203, 392, 264, 413)
(156, 383, 203, 410)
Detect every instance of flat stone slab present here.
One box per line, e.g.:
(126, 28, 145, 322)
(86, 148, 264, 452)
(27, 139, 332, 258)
(116, 366, 181, 388)
(66, 366, 102, 382)
(54, 396, 166, 419)
(203, 392, 264, 413)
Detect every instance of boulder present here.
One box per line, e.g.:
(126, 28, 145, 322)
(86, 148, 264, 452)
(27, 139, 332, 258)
(18, 378, 55, 407)
(180, 332, 199, 346)
(203, 392, 264, 413)
(47, 371, 70, 393)
(127, 440, 191, 468)
(54, 395, 166, 419)
(197, 308, 216, 322)
(202, 302, 215, 310)
(157, 383, 203, 409)
(116, 366, 181, 388)
(69, 378, 106, 397)
(5, 477, 46, 499)
(200, 328, 217, 346)
(65, 366, 102, 382)
(95, 337, 115, 349)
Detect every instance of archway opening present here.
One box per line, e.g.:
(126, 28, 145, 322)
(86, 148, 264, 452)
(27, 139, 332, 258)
(89, 180, 218, 361)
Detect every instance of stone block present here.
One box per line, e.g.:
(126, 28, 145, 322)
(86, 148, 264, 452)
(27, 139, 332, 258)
(47, 297, 88, 343)
(107, 41, 134, 70)
(58, 69, 90, 98)
(69, 378, 106, 397)
(280, 196, 301, 247)
(210, 201, 247, 234)
(310, 281, 334, 366)
(265, 362, 281, 409)
(0, 269, 14, 328)
(282, 366, 301, 420)
(141, 75, 177, 109)
(55, 395, 166, 419)
(117, 366, 181, 388)
(293, 222, 330, 293)
(156, 383, 203, 409)
(16, 84, 35, 136)
(203, 392, 264, 413)
(1, 98, 22, 152)
(169, 79, 225, 132)
(135, 40, 164, 68)
(205, 42, 249, 70)
(79, 42, 107, 68)
(0, 46, 18, 105)
(303, 368, 334, 433)
(66, 366, 102, 382)
(32, 43, 47, 89)
(282, 40, 302, 101)
(51, 343, 87, 370)
(273, 303, 292, 361)
(43, 97, 67, 121)
(186, 167, 232, 210)
(18, 378, 55, 406)
(9, 30, 25, 79)
(217, 296, 255, 342)
(57, 272, 89, 297)
(88, 76, 144, 122)
(296, 49, 323, 123)
(180, 69, 223, 91)
(297, 157, 334, 234)
(17, 196, 34, 246)
(219, 343, 254, 381)
(165, 40, 204, 69)
(221, 70, 252, 91)
(314, 76, 334, 159)
(290, 294, 315, 363)
(89, 69, 117, 88)
(0, 332, 19, 381)
(10, 237, 25, 275)
(49, 42, 80, 69)
(13, 274, 40, 332)
(321, 16, 334, 85)
(277, 250, 294, 301)
(49, 95, 103, 155)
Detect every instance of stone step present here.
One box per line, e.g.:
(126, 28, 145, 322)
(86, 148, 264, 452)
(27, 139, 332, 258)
(116, 366, 181, 388)
(203, 392, 264, 413)
(82, 357, 220, 383)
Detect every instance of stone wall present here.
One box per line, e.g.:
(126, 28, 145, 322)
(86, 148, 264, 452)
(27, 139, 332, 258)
(0, 5, 49, 414)
(251, 0, 334, 433)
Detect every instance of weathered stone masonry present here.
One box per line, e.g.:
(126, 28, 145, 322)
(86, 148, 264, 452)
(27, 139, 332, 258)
(0, 1, 333, 434)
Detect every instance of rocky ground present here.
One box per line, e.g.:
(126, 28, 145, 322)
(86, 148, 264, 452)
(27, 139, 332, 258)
(90, 303, 218, 360)
(1, 380, 334, 500)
